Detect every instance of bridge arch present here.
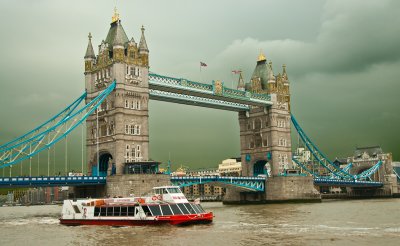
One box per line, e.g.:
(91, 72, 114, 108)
(252, 159, 271, 177)
(92, 150, 114, 177)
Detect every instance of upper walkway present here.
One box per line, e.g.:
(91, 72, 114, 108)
(148, 73, 272, 111)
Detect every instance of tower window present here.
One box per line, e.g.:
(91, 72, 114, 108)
(125, 125, 129, 134)
(130, 125, 135, 135)
(125, 100, 129, 108)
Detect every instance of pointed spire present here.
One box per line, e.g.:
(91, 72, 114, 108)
(84, 32, 96, 59)
(268, 61, 275, 81)
(129, 37, 136, 45)
(282, 64, 288, 81)
(139, 25, 149, 53)
(237, 72, 245, 91)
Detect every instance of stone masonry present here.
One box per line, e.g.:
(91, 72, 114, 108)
(84, 12, 150, 175)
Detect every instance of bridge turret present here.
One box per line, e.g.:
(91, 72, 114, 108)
(84, 9, 150, 176)
(138, 26, 149, 67)
(237, 72, 245, 91)
(239, 51, 292, 178)
(84, 33, 96, 73)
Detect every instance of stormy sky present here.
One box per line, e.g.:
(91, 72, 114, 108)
(0, 0, 399, 174)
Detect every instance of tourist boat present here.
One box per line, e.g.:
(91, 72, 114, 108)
(59, 186, 213, 226)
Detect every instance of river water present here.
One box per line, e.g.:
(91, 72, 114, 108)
(1, 199, 400, 246)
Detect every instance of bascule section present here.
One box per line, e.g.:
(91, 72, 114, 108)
(84, 10, 151, 177)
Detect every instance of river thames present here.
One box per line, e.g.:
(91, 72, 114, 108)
(1, 199, 400, 246)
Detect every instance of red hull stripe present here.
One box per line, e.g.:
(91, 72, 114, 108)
(60, 212, 213, 226)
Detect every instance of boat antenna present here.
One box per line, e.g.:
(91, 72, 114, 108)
(167, 152, 171, 175)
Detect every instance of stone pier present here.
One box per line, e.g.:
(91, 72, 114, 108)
(223, 176, 321, 204)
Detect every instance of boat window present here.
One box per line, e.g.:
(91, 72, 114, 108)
(167, 188, 181, 194)
(195, 204, 205, 213)
(114, 207, 121, 216)
(191, 204, 201, 214)
(121, 207, 128, 216)
(177, 203, 190, 214)
(169, 204, 182, 215)
(141, 205, 151, 216)
(72, 205, 81, 213)
(148, 205, 162, 216)
(94, 207, 100, 216)
(160, 205, 173, 216)
(100, 207, 107, 216)
(183, 203, 196, 214)
(128, 206, 135, 216)
(106, 207, 113, 216)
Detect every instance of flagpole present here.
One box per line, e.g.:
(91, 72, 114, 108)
(199, 62, 202, 82)
(231, 70, 233, 89)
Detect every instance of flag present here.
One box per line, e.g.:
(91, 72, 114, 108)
(232, 70, 241, 74)
(200, 62, 207, 67)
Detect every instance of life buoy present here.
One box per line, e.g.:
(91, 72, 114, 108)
(157, 194, 162, 200)
(152, 196, 157, 201)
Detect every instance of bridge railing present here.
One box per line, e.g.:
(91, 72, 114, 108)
(0, 176, 106, 187)
(149, 73, 271, 103)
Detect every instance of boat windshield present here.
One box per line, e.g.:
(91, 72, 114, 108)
(167, 187, 181, 193)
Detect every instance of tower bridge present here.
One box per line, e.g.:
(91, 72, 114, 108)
(0, 11, 398, 203)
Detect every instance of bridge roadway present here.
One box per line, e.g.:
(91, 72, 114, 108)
(0, 175, 384, 190)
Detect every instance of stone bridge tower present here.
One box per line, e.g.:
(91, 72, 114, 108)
(84, 10, 150, 176)
(238, 52, 291, 177)
(223, 52, 320, 203)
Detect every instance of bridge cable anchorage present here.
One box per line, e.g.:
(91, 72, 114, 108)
(0, 81, 116, 170)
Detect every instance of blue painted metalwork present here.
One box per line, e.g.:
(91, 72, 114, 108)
(0, 92, 87, 152)
(291, 114, 354, 180)
(171, 176, 265, 192)
(342, 163, 353, 173)
(393, 168, 400, 182)
(354, 161, 383, 180)
(148, 73, 272, 108)
(0, 176, 106, 188)
(314, 178, 383, 187)
(149, 89, 250, 111)
(0, 81, 116, 169)
(291, 114, 385, 187)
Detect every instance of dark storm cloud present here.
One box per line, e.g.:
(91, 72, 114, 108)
(0, 0, 399, 173)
